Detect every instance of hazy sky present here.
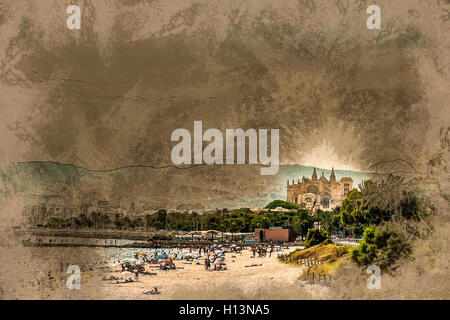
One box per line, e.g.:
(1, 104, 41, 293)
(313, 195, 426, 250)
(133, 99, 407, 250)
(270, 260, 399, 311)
(0, 0, 448, 175)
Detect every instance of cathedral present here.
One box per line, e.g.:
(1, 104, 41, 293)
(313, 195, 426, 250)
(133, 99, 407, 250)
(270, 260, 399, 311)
(286, 167, 353, 211)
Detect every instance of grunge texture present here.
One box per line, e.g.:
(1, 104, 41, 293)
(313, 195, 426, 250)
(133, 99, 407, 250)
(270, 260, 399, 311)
(0, 0, 448, 299)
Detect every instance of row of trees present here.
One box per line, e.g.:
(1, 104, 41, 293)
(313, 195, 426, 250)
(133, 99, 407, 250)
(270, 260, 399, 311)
(44, 204, 317, 240)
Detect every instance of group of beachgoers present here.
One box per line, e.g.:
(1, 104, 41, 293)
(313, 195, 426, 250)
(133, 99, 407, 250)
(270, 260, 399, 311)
(250, 242, 275, 258)
(203, 243, 234, 271)
(115, 244, 243, 276)
(113, 242, 284, 280)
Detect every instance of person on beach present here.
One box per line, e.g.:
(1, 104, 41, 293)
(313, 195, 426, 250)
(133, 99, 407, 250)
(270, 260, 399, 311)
(251, 246, 256, 258)
(168, 258, 176, 270)
(204, 257, 210, 270)
(212, 260, 218, 271)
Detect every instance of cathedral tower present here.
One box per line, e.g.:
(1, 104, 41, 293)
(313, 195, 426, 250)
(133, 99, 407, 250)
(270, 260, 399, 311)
(312, 167, 317, 181)
(330, 167, 336, 183)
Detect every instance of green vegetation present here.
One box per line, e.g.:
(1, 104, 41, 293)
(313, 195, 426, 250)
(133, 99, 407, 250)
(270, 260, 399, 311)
(305, 229, 330, 248)
(333, 177, 433, 237)
(350, 225, 412, 272)
(334, 245, 350, 258)
(282, 175, 434, 272)
(345, 176, 433, 272)
(43, 205, 315, 238)
(282, 244, 352, 278)
(285, 244, 348, 261)
(265, 200, 299, 210)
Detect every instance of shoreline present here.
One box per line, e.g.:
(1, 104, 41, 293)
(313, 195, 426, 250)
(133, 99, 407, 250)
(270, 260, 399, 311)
(17, 227, 305, 248)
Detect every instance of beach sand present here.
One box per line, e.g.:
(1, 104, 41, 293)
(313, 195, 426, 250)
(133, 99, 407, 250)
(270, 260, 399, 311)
(1, 244, 328, 299)
(99, 246, 329, 299)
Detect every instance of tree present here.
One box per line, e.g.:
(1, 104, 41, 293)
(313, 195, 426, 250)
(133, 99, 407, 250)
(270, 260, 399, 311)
(337, 177, 434, 238)
(316, 209, 334, 235)
(351, 225, 412, 272)
(265, 200, 299, 210)
(305, 229, 330, 248)
(154, 209, 167, 230)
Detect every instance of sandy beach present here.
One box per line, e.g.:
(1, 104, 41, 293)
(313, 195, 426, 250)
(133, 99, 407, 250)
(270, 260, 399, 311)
(96, 246, 329, 299)
(1, 241, 328, 299)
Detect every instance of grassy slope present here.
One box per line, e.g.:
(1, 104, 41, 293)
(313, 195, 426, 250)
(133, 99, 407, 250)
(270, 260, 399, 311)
(281, 244, 352, 280)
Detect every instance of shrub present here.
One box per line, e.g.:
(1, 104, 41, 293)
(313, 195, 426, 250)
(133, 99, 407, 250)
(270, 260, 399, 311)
(305, 229, 330, 248)
(334, 246, 350, 257)
(265, 200, 299, 210)
(351, 225, 412, 272)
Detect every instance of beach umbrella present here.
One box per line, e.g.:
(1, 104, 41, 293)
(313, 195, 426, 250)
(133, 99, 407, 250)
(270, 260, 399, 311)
(121, 258, 138, 264)
(158, 259, 170, 264)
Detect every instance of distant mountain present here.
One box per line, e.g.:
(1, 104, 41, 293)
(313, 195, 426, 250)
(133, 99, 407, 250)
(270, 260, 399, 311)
(0, 161, 369, 211)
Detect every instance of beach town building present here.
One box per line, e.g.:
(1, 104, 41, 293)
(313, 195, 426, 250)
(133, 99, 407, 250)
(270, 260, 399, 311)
(254, 228, 296, 243)
(286, 167, 353, 211)
(20, 194, 129, 226)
